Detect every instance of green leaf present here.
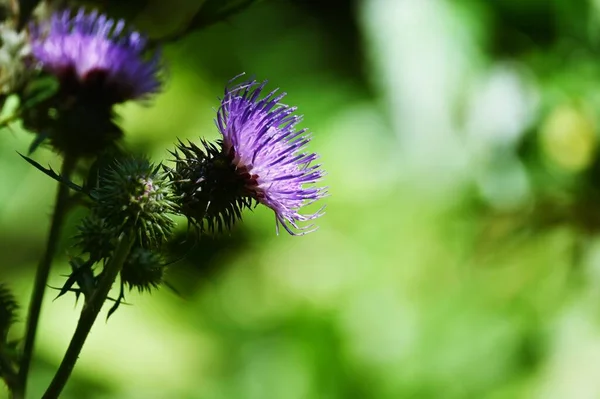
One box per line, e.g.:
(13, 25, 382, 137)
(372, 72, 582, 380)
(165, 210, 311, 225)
(195, 0, 260, 26)
(27, 131, 48, 155)
(21, 75, 59, 110)
(106, 280, 127, 320)
(157, 0, 261, 43)
(79, 0, 150, 21)
(18, 152, 84, 192)
(53, 258, 97, 303)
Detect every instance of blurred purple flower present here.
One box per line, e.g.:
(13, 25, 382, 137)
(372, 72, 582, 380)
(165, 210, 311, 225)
(29, 9, 161, 103)
(216, 76, 327, 235)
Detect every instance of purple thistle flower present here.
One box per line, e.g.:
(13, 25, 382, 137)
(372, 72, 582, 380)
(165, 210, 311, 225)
(215, 76, 327, 235)
(29, 9, 161, 103)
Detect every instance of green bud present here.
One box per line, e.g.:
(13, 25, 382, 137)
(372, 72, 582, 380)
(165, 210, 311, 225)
(0, 284, 18, 342)
(74, 213, 116, 262)
(92, 158, 177, 248)
(121, 247, 165, 293)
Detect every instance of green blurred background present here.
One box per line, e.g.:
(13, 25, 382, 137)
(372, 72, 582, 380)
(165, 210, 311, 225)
(6, 0, 600, 397)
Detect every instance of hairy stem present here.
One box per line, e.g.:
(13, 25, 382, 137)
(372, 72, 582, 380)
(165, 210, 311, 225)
(15, 155, 77, 399)
(42, 232, 134, 399)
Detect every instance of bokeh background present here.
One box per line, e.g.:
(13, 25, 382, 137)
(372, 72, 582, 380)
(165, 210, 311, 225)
(4, 0, 600, 397)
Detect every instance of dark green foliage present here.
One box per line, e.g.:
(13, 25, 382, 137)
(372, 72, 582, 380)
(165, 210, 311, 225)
(54, 257, 97, 303)
(20, 72, 124, 157)
(20, 75, 60, 111)
(152, 0, 262, 43)
(195, 0, 261, 27)
(18, 153, 83, 191)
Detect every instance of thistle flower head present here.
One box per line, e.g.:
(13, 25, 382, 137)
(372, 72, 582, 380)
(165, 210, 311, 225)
(92, 158, 176, 248)
(215, 76, 327, 235)
(29, 8, 161, 104)
(171, 77, 326, 235)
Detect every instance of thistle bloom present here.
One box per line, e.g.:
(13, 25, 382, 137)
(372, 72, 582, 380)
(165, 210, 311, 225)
(217, 77, 326, 235)
(171, 77, 326, 235)
(29, 9, 161, 103)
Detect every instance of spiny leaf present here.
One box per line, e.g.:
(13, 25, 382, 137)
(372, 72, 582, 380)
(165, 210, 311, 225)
(53, 258, 96, 303)
(20, 75, 59, 109)
(27, 131, 48, 155)
(18, 152, 84, 192)
(106, 280, 128, 320)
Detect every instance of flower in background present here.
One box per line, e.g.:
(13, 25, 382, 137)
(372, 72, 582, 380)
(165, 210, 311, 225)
(29, 8, 161, 104)
(172, 76, 327, 235)
(22, 9, 162, 156)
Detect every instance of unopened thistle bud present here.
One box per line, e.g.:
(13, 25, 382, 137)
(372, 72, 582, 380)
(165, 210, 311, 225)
(0, 283, 18, 390)
(74, 212, 116, 262)
(0, 284, 18, 342)
(121, 247, 165, 293)
(171, 76, 327, 235)
(92, 158, 176, 248)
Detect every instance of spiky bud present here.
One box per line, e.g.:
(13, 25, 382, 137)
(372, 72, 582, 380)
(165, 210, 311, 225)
(121, 247, 165, 293)
(169, 139, 253, 233)
(74, 213, 116, 262)
(92, 158, 177, 248)
(0, 284, 18, 342)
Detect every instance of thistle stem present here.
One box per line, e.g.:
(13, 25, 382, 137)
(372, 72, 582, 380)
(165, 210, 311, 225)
(15, 155, 77, 399)
(42, 232, 134, 399)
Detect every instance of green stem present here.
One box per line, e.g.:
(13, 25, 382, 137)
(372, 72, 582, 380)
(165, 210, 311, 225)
(15, 155, 77, 399)
(42, 232, 134, 399)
